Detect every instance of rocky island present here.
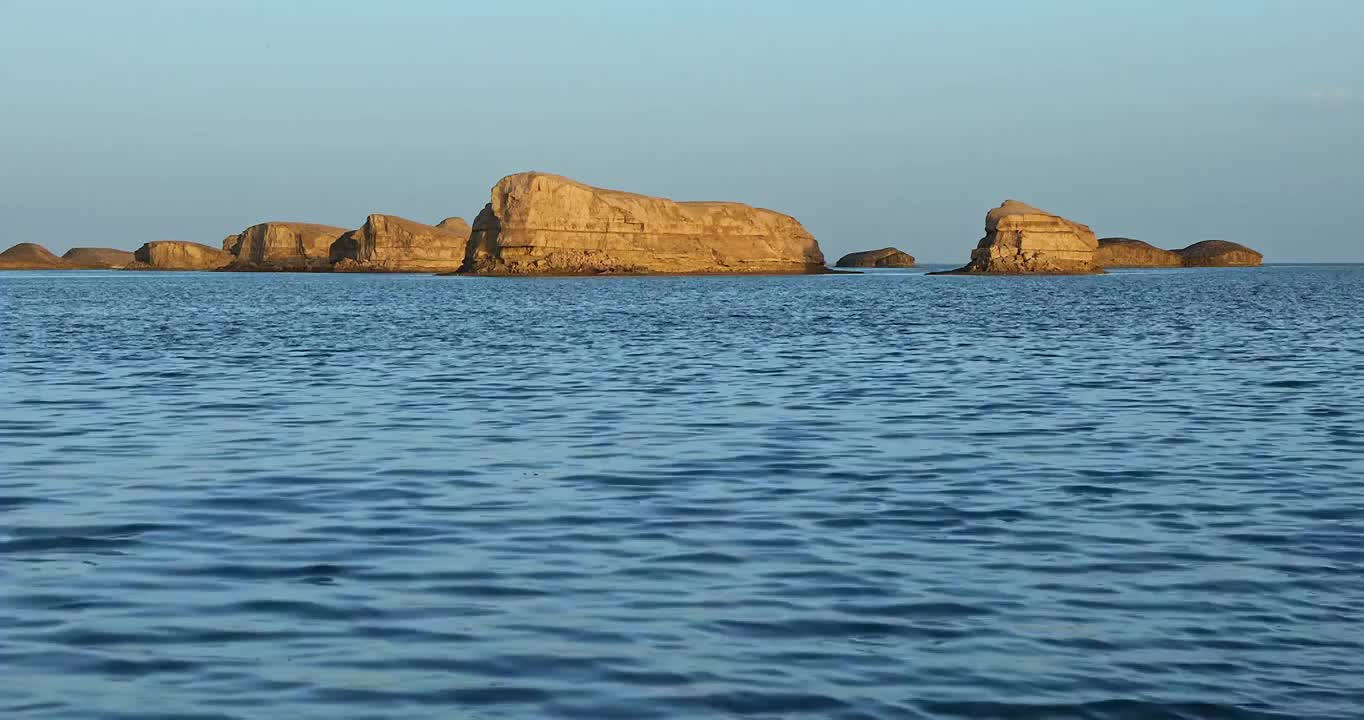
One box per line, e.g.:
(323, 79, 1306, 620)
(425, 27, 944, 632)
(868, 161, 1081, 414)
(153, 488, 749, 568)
(125, 241, 235, 270)
(458, 172, 827, 275)
(936, 200, 1101, 274)
(835, 247, 916, 268)
(227, 222, 349, 271)
(1177, 240, 1263, 267)
(331, 214, 470, 272)
(1095, 238, 1183, 268)
(63, 247, 135, 269)
(0, 243, 73, 270)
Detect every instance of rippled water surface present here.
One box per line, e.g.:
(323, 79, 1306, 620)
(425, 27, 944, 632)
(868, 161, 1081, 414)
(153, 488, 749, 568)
(2, 266, 1363, 719)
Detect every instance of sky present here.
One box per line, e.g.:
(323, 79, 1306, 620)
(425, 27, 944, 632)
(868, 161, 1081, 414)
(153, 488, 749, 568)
(1, 1, 1361, 262)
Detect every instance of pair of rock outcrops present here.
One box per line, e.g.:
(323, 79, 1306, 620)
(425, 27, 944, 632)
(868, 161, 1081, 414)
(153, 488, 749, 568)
(0, 243, 134, 270)
(936, 200, 1262, 274)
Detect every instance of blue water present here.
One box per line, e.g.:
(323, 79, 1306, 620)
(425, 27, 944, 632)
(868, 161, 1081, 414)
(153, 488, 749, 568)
(2, 265, 1363, 720)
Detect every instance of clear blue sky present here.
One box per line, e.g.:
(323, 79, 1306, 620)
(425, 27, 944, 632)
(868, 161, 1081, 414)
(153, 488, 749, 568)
(2, 1, 1361, 262)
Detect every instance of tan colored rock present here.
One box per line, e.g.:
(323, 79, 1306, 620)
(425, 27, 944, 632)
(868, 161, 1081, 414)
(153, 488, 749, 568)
(1094, 238, 1182, 268)
(460, 172, 826, 275)
(330, 214, 471, 272)
(62, 247, 136, 269)
(835, 247, 916, 268)
(230, 222, 348, 270)
(222, 234, 242, 255)
(1177, 240, 1263, 267)
(939, 200, 1100, 274)
(125, 241, 234, 271)
(0, 243, 73, 270)
(435, 217, 471, 234)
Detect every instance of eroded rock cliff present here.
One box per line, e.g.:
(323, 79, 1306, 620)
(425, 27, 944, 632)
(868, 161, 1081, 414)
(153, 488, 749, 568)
(939, 200, 1100, 274)
(460, 172, 826, 275)
(125, 241, 234, 271)
(331, 214, 471, 272)
(229, 222, 348, 270)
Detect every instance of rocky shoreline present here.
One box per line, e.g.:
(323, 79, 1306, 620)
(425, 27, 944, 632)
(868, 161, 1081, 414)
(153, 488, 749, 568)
(2, 173, 1264, 275)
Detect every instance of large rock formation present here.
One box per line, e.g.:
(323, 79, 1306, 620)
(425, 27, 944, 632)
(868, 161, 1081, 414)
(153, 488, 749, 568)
(330, 214, 471, 272)
(1177, 240, 1263, 267)
(62, 247, 135, 269)
(835, 247, 916, 268)
(460, 172, 826, 275)
(229, 222, 348, 270)
(939, 200, 1101, 274)
(125, 241, 234, 270)
(1095, 238, 1182, 268)
(0, 243, 72, 270)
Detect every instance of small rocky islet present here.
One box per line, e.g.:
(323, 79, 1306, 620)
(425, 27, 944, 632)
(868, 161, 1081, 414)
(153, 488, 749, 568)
(835, 248, 916, 268)
(2, 173, 1262, 275)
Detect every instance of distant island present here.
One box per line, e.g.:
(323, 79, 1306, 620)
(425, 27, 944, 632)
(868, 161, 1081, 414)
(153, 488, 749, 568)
(1, 173, 1262, 275)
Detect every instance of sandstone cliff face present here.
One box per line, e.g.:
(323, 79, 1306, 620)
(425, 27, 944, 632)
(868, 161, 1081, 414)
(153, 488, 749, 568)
(230, 222, 348, 270)
(460, 172, 826, 275)
(1095, 238, 1183, 268)
(222, 234, 242, 255)
(835, 247, 916, 268)
(0, 243, 72, 270)
(1177, 240, 1263, 267)
(62, 247, 136, 269)
(330, 214, 471, 272)
(126, 241, 234, 271)
(942, 200, 1100, 274)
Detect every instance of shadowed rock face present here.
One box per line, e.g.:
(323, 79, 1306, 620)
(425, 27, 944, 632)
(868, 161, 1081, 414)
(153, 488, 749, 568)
(330, 214, 472, 272)
(62, 247, 136, 268)
(0, 243, 71, 269)
(939, 200, 1100, 274)
(835, 247, 916, 268)
(230, 222, 349, 270)
(1095, 238, 1183, 268)
(1178, 240, 1263, 267)
(222, 234, 242, 255)
(460, 172, 826, 275)
(126, 241, 234, 270)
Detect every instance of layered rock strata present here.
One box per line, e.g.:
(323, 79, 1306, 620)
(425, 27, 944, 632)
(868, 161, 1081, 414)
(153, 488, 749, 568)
(125, 241, 234, 270)
(331, 214, 471, 272)
(459, 172, 826, 275)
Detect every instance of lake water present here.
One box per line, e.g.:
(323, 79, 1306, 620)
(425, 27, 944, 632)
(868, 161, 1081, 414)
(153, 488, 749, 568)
(2, 266, 1362, 720)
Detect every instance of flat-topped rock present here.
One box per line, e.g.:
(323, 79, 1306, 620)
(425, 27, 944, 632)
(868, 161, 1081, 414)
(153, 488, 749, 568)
(0, 243, 72, 270)
(1177, 240, 1263, 267)
(230, 222, 348, 270)
(835, 247, 916, 268)
(936, 200, 1101, 275)
(125, 241, 234, 271)
(1095, 238, 1182, 268)
(62, 247, 136, 269)
(460, 172, 826, 275)
(331, 214, 471, 272)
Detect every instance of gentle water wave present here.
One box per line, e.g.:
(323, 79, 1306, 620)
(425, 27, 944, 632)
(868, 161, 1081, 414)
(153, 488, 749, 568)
(2, 266, 1362, 719)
